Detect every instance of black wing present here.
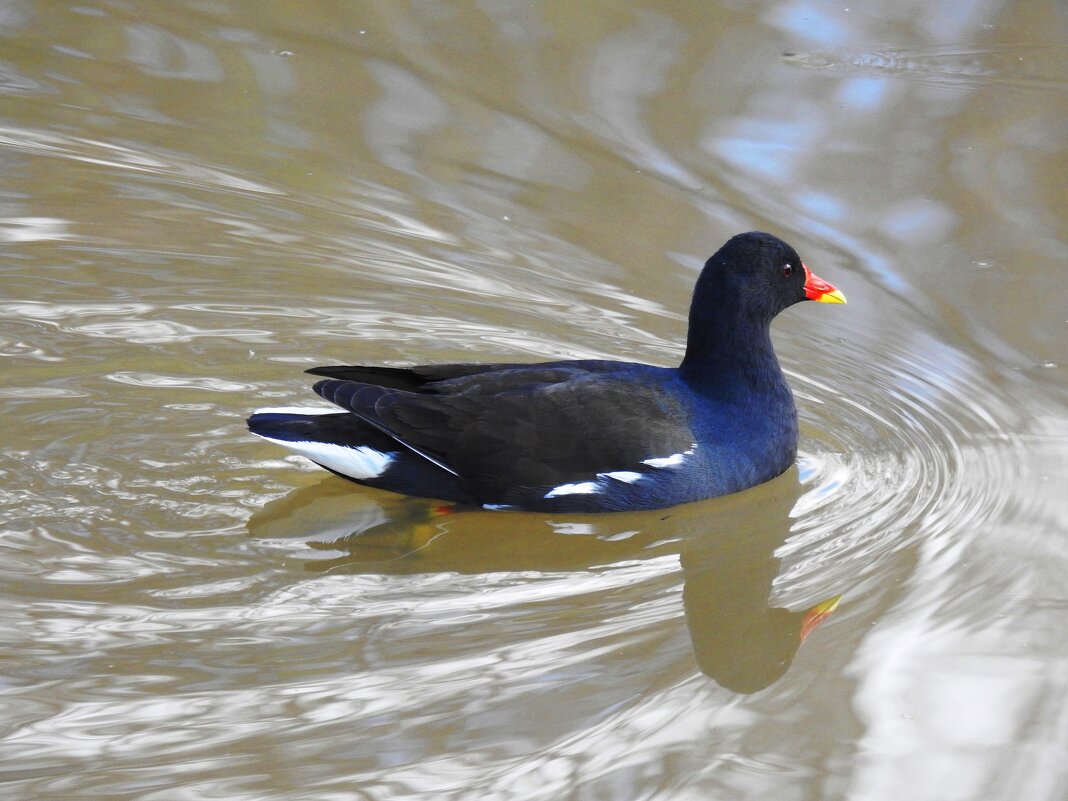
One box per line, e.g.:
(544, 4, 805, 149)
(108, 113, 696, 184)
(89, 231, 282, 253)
(305, 363, 505, 391)
(313, 365, 694, 500)
(305, 359, 625, 392)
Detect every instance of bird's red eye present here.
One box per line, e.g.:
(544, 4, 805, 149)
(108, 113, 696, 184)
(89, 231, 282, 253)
(783, 264, 793, 278)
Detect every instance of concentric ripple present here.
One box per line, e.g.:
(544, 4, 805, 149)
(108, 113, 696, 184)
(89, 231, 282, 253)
(780, 328, 1026, 606)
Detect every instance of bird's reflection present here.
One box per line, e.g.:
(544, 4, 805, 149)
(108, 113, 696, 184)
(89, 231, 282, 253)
(678, 479, 839, 693)
(248, 468, 838, 693)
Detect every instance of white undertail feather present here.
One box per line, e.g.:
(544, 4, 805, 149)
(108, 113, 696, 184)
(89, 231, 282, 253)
(257, 435, 395, 480)
(252, 406, 339, 416)
(253, 406, 462, 479)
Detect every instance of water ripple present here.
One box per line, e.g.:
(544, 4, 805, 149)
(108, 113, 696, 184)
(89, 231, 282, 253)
(106, 372, 254, 392)
(784, 43, 1068, 93)
(0, 124, 281, 195)
(782, 329, 1026, 606)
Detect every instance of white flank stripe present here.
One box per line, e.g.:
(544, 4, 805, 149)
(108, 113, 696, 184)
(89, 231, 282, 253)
(253, 406, 339, 416)
(599, 470, 642, 483)
(544, 481, 600, 498)
(482, 504, 515, 511)
(258, 435, 395, 479)
(642, 452, 686, 469)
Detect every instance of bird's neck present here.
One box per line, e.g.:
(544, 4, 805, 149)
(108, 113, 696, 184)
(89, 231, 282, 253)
(679, 313, 786, 398)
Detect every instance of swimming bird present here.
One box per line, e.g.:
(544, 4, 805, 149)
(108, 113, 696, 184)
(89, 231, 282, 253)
(248, 231, 845, 512)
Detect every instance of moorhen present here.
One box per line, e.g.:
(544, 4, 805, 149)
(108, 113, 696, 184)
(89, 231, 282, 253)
(248, 231, 845, 512)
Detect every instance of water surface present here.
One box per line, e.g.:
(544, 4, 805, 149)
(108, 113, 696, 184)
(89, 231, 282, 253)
(1, 2, 1067, 799)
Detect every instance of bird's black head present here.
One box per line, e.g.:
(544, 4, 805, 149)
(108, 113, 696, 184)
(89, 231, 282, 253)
(680, 232, 845, 378)
(694, 232, 844, 323)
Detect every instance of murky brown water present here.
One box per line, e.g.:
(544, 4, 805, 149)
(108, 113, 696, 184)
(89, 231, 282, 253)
(2, 2, 1067, 799)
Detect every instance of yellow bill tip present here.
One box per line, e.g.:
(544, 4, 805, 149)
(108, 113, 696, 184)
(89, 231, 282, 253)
(814, 288, 847, 304)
